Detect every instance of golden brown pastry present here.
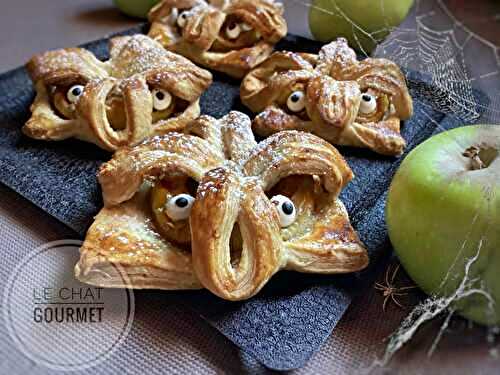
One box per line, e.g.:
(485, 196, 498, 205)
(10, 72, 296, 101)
(240, 37, 413, 156)
(76, 111, 368, 300)
(24, 34, 212, 151)
(148, 0, 287, 78)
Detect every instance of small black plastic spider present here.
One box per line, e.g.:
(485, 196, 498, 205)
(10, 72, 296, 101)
(374, 263, 417, 311)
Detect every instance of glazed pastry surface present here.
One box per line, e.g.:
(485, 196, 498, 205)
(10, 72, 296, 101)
(24, 34, 212, 151)
(76, 111, 368, 300)
(148, 0, 287, 78)
(241, 38, 413, 156)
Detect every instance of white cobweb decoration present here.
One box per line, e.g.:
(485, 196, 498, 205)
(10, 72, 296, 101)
(286, 0, 500, 368)
(374, 0, 500, 124)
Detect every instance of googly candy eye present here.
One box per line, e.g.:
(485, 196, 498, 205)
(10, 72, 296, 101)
(177, 11, 190, 28)
(152, 89, 173, 111)
(225, 22, 241, 39)
(165, 194, 195, 221)
(286, 91, 306, 112)
(270, 195, 296, 228)
(66, 85, 85, 103)
(359, 93, 377, 114)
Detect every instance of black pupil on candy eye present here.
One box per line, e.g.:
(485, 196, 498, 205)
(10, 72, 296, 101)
(228, 22, 237, 30)
(282, 201, 294, 215)
(175, 197, 188, 207)
(155, 91, 165, 100)
(362, 94, 372, 102)
(290, 93, 300, 102)
(72, 87, 82, 96)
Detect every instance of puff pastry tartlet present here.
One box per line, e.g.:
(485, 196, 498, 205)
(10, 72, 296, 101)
(76, 111, 368, 300)
(241, 38, 413, 156)
(148, 0, 287, 78)
(24, 34, 212, 151)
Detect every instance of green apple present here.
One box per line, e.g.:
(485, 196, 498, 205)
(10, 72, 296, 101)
(113, 0, 160, 19)
(309, 0, 414, 54)
(386, 125, 500, 325)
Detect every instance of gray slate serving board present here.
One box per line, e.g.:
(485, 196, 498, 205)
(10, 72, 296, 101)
(0, 25, 484, 370)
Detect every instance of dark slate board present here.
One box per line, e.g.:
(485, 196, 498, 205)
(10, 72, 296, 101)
(0, 25, 486, 370)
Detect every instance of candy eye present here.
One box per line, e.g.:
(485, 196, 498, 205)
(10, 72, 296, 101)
(66, 85, 84, 103)
(359, 93, 377, 114)
(286, 91, 306, 112)
(165, 194, 195, 221)
(168, 7, 179, 24)
(177, 11, 189, 28)
(240, 22, 253, 32)
(225, 22, 241, 39)
(270, 195, 296, 228)
(152, 89, 173, 111)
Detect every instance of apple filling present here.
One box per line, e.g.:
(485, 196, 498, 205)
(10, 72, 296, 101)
(228, 225, 243, 268)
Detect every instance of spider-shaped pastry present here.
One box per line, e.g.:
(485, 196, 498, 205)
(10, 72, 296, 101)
(241, 38, 413, 156)
(148, 0, 287, 78)
(76, 111, 368, 300)
(24, 34, 212, 151)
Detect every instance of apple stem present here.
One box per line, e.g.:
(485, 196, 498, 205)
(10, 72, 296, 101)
(462, 144, 498, 170)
